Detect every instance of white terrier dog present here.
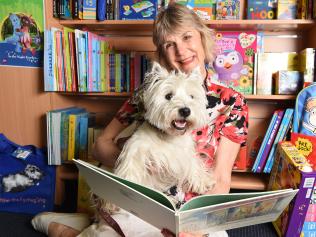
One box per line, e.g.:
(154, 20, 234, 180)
(81, 62, 221, 237)
(114, 62, 214, 202)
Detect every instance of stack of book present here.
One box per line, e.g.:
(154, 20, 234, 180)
(46, 107, 102, 165)
(252, 108, 294, 173)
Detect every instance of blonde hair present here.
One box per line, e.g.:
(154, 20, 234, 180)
(153, 3, 215, 69)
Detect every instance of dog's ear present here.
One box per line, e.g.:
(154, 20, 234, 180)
(151, 61, 168, 77)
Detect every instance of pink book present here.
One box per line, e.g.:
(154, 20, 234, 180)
(214, 31, 257, 95)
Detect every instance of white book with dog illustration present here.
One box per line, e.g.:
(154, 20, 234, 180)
(74, 159, 298, 235)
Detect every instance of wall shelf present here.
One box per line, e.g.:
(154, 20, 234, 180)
(59, 19, 315, 35)
(58, 92, 296, 101)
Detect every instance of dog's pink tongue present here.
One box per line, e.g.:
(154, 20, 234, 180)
(175, 120, 186, 128)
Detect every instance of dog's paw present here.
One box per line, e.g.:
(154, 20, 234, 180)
(188, 172, 215, 194)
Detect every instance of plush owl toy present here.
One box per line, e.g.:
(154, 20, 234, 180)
(213, 50, 244, 81)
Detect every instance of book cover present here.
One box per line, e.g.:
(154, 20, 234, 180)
(186, 0, 216, 20)
(268, 141, 315, 237)
(74, 159, 297, 235)
(82, 0, 97, 19)
(247, 0, 277, 20)
(119, 0, 157, 20)
(256, 110, 284, 173)
(263, 108, 294, 173)
(277, 0, 297, 19)
(215, 0, 241, 20)
(214, 31, 257, 95)
(256, 52, 299, 95)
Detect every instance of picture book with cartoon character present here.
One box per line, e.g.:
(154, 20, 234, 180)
(213, 31, 257, 95)
(0, 0, 44, 67)
(75, 159, 297, 235)
(119, 0, 158, 20)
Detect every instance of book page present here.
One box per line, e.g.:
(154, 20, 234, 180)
(74, 159, 177, 232)
(177, 189, 298, 234)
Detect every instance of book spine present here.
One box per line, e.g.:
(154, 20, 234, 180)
(68, 114, 76, 160)
(256, 110, 284, 172)
(252, 110, 278, 172)
(97, 0, 106, 21)
(263, 108, 294, 173)
(100, 40, 105, 92)
(79, 113, 88, 160)
(285, 173, 316, 237)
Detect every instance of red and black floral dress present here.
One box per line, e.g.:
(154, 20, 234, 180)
(115, 68, 248, 207)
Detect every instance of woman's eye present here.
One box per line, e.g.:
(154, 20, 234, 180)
(165, 93, 173, 100)
(164, 43, 173, 49)
(190, 95, 194, 99)
(183, 35, 192, 41)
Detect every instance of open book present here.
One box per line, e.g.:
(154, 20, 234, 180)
(74, 159, 298, 235)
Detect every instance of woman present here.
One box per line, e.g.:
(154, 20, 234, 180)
(32, 3, 248, 237)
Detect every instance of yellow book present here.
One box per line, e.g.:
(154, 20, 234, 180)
(68, 114, 76, 160)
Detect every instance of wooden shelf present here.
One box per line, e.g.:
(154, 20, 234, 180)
(231, 172, 269, 191)
(59, 19, 315, 34)
(58, 92, 296, 101)
(245, 94, 296, 100)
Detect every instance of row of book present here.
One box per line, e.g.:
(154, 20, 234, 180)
(213, 31, 315, 96)
(44, 28, 150, 92)
(46, 107, 103, 165)
(54, 0, 316, 21)
(251, 108, 294, 173)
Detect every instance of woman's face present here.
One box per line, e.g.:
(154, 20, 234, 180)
(162, 27, 206, 77)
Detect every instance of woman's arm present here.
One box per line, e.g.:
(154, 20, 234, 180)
(207, 136, 241, 194)
(92, 118, 127, 168)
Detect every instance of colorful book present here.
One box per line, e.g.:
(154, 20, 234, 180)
(277, 0, 297, 19)
(75, 159, 298, 235)
(256, 110, 284, 173)
(247, 0, 277, 20)
(252, 110, 279, 172)
(186, 0, 216, 20)
(268, 141, 315, 237)
(216, 0, 241, 20)
(119, 0, 157, 20)
(263, 108, 294, 173)
(82, 0, 97, 19)
(214, 31, 257, 95)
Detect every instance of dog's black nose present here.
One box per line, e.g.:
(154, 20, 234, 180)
(179, 107, 191, 118)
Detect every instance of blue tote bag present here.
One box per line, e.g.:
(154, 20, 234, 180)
(0, 133, 55, 214)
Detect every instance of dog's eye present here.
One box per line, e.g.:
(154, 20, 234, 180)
(190, 95, 194, 99)
(165, 93, 173, 100)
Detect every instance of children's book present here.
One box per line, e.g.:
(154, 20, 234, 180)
(214, 31, 257, 95)
(255, 110, 285, 173)
(263, 108, 294, 173)
(247, 0, 277, 20)
(252, 110, 279, 172)
(268, 141, 315, 237)
(119, 0, 158, 20)
(216, 0, 241, 20)
(277, 0, 297, 19)
(185, 0, 216, 20)
(74, 159, 298, 235)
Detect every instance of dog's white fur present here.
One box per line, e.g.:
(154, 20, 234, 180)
(114, 62, 214, 196)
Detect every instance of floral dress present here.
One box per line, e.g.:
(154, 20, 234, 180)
(115, 67, 248, 208)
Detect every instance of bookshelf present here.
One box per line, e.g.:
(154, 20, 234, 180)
(1, 0, 316, 204)
(45, 2, 316, 192)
